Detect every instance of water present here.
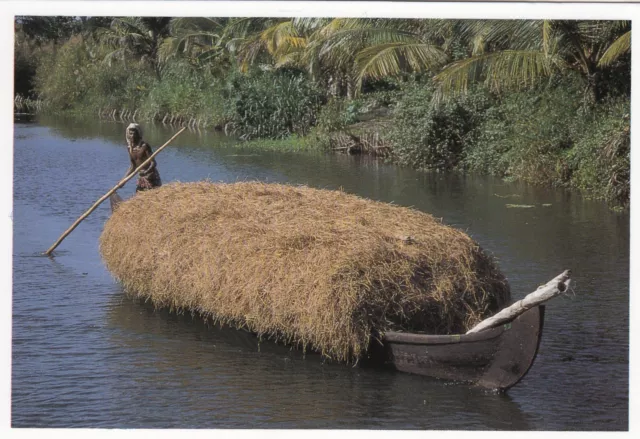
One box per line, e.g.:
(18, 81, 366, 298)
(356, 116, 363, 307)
(12, 115, 629, 429)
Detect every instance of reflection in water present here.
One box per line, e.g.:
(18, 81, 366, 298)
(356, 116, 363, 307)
(105, 295, 532, 429)
(12, 117, 628, 429)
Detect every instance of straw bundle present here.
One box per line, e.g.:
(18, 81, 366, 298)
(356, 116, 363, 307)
(100, 182, 510, 362)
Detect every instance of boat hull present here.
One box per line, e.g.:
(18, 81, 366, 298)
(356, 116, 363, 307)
(378, 305, 545, 391)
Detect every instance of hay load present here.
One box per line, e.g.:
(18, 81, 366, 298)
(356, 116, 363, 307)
(100, 182, 510, 362)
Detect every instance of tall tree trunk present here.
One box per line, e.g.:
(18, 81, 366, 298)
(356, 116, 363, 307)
(151, 35, 162, 81)
(328, 74, 339, 98)
(346, 73, 355, 100)
(585, 70, 603, 104)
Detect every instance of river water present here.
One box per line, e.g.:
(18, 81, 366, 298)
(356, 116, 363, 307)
(11, 116, 629, 429)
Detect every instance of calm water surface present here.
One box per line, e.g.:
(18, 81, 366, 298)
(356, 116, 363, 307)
(12, 116, 629, 429)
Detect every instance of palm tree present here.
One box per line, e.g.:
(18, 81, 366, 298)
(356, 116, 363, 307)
(178, 17, 447, 99)
(290, 18, 448, 97)
(164, 17, 294, 75)
(231, 18, 302, 70)
(433, 20, 631, 103)
(160, 17, 227, 67)
(98, 17, 171, 79)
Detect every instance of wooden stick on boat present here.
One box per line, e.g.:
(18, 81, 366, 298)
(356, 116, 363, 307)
(466, 270, 572, 334)
(43, 127, 187, 256)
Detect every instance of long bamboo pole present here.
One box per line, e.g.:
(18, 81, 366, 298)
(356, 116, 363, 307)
(44, 127, 187, 256)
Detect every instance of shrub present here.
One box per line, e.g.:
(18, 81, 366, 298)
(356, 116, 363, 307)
(141, 60, 227, 126)
(565, 98, 630, 207)
(33, 36, 155, 113)
(464, 80, 584, 183)
(463, 76, 630, 207)
(227, 70, 325, 139)
(314, 97, 358, 133)
(34, 36, 93, 110)
(389, 80, 493, 171)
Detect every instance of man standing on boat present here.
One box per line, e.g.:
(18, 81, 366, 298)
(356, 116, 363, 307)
(124, 123, 162, 192)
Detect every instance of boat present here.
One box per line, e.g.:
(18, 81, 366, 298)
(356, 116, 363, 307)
(108, 191, 569, 392)
(372, 267, 571, 392)
(369, 305, 544, 392)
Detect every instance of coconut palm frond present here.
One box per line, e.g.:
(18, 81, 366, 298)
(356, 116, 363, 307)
(196, 47, 225, 65)
(110, 17, 146, 34)
(419, 19, 457, 41)
(509, 20, 546, 50)
(356, 42, 447, 83)
(457, 19, 543, 50)
(317, 26, 424, 67)
(272, 35, 307, 64)
(170, 17, 222, 35)
(542, 20, 554, 56)
(158, 36, 179, 63)
(98, 17, 153, 55)
(223, 17, 278, 41)
(471, 34, 485, 56)
(260, 20, 300, 55)
(292, 17, 332, 34)
(576, 20, 629, 44)
(598, 30, 631, 67)
(236, 34, 264, 72)
(317, 18, 351, 38)
(434, 50, 561, 101)
(102, 48, 126, 66)
(274, 50, 303, 69)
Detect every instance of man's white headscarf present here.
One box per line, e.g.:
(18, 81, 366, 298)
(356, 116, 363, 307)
(126, 123, 143, 137)
(126, 123, 143, 147)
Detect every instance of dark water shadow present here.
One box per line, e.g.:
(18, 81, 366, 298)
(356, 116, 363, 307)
(104, 293, 533, 429)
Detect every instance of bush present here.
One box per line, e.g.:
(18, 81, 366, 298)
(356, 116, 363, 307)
(34, 36, 93, 110)
(141, 61, 228, 127)
(565, 99, 630, 207)
(313, 97, 358, 133)
(389, 80, 493, 171)
(14, 34, 43, 98)
(462, 76, 630, 207)
(34, 36, 155, 113)
(464, 79, 584, 183)
(84, 58, 154, 111)
(227, 70, 325, 139)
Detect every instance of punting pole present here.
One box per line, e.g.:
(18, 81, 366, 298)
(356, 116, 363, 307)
(43, 127, 187, 256)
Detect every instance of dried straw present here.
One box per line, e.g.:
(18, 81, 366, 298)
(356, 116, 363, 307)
(100, 182, 510, 362)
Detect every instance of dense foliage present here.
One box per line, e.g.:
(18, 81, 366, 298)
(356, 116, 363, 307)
(227, 70, 325, 139)
(390, 81, 493, 171)
(14, 17, 631, 207)
(459, 77, 630, 208)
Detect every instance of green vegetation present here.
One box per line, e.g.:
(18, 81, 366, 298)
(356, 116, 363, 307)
(390, 80, 493, 170)
(14, 17, 630, 207)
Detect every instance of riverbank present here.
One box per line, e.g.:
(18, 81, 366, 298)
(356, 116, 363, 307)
(18, 86, 630, 211)
(16, 19, 630, 209)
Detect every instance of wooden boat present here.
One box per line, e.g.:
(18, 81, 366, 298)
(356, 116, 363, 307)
(108, 191, 569, 392)
(371, 268, 571, 391)
(369, 305, 544, 392)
